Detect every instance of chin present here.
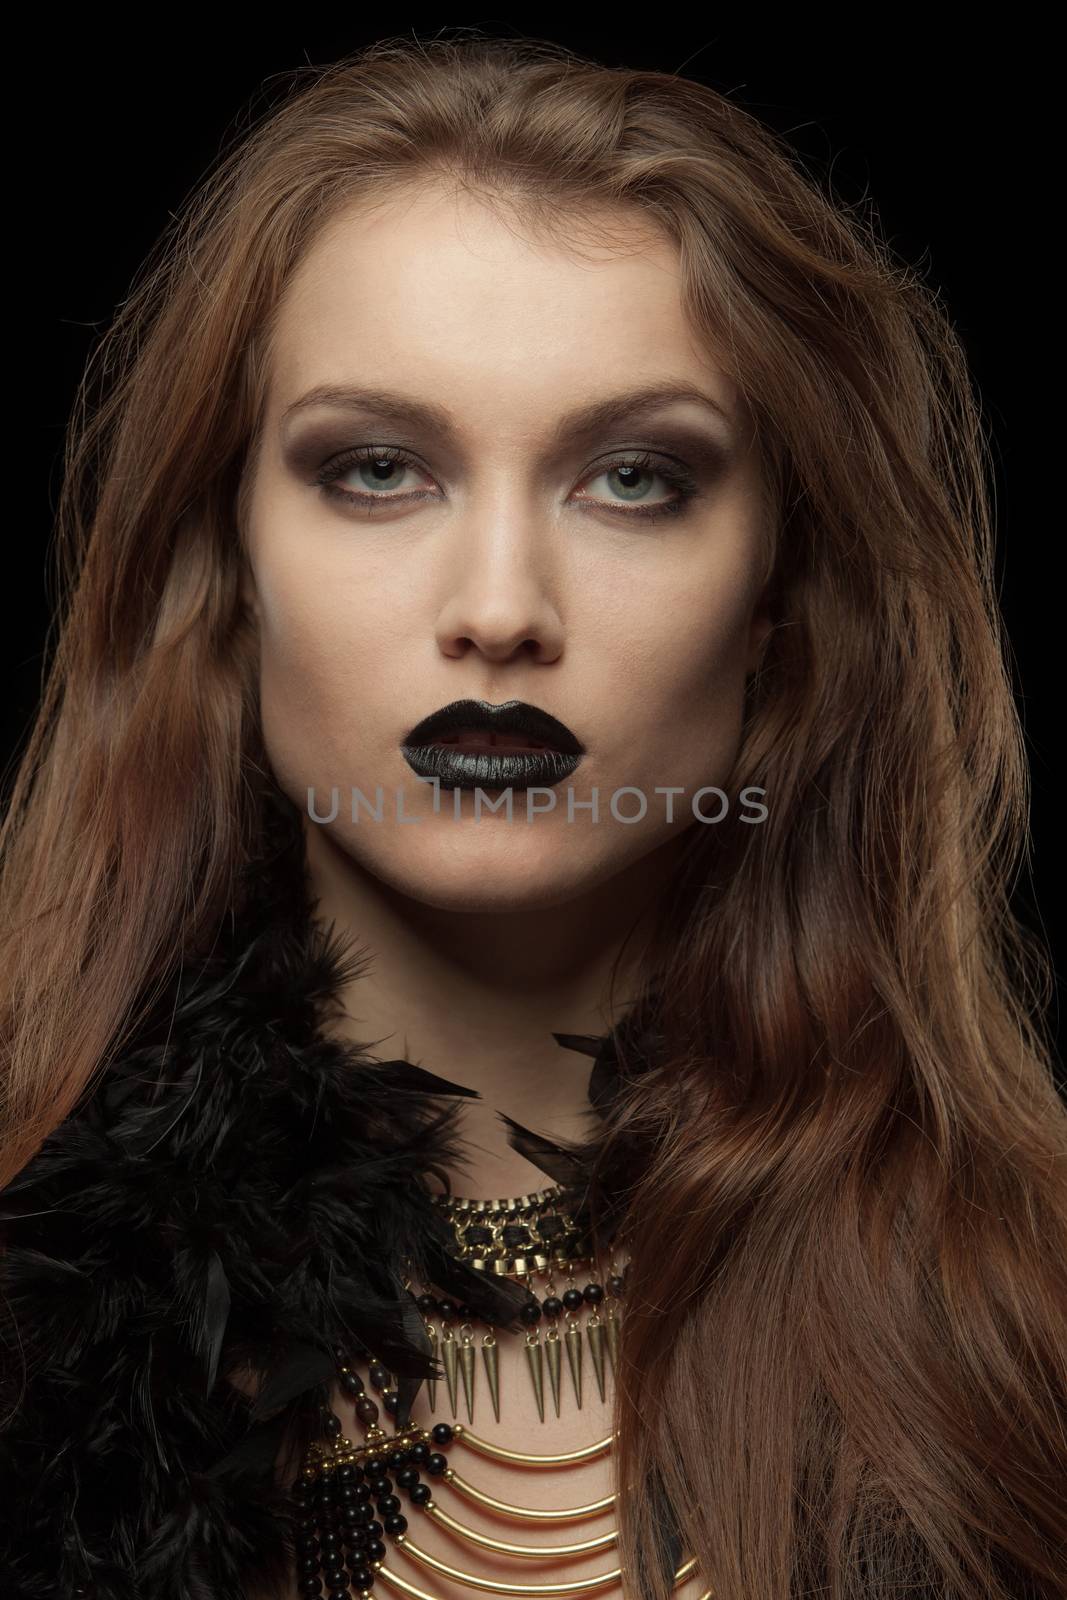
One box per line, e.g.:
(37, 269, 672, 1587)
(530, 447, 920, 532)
(355, 831, 619, 912)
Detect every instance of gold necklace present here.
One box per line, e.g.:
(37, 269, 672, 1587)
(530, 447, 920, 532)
(417, 1180, 622, 1426)
(293, 1181, 708, 1599)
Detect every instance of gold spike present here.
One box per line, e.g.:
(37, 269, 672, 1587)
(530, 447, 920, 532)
(481, 1331, 500, 1423)
(459, 1330, 476, 1424)
(441, 1327, 459, 1418)
(564, 1319, 583, 1409)
(523, 1331, 545, 1422)
(544, 1325, 562, 1417)
(586, 1317, 607, 1403)
(604, 1309, 620, 1377)
(426, 1323, 439, 1410)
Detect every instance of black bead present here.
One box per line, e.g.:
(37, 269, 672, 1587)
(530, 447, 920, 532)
(349, 1567, 373, 1589)
(543, 1296, 563, 1318)
(608, 1274, 625, 1297)
(326, 1590, 351, 1600)
(320, 1531, 341, 1551)
(409, 1441, 429, 1464)
(436, 1299, 457, 1321)
(416, 1292, 437, 1314)
(583, 1282, 605, 1304)
(387, 1447, 408, 1469)
(298, 1581, 324, 1596)
(366, 1538, 387, 1560)
(368, 1361, 390, 1390)
(519, 1299, 542, 1325)
(367, 1520, 384, 1538)
(298, 1555, 321, 1575)
(457, 1303, 476, 1321)
(410, 1482, 432, 1505)
(384, 1512, 409, 1535)
(377, 1493, 401, 1516)
(339, 1369, 364, 1396)
(337, 1464, 355, 1482)
(562, 1287, 584, 1312)
(355, 1397, 379, 1424)
(322, 1568, 346, 1588)
(431, 1422, 453, 1445)
(425, 1452, 447, 1476)
(367, 1474, 391, 1496)
(323, 1412, 343, 1437)
(396, 1466, 419, 1489)
(382, 1390, 399, 1416)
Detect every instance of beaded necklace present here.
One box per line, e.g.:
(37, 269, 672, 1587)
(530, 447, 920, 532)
(291, 1182, 708, 1600)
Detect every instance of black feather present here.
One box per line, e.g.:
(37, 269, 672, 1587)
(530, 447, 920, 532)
(249, 1343, 337, 1420)
(497, 1111, 591, 1189)
(0, 781, 663, 1598)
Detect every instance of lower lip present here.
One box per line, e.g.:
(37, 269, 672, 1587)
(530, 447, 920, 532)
(400, 741, 584, 791)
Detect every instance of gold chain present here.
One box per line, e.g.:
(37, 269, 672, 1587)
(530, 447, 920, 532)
(291, 1200, 700, 1599)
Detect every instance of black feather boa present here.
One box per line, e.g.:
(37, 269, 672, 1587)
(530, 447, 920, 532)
(0, 786, 667, 1600)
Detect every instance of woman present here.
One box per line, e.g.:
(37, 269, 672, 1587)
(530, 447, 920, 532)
(2, 32, 1064, 1600)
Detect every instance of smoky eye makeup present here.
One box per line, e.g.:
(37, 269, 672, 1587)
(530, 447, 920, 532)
(280, 416, 737, 485)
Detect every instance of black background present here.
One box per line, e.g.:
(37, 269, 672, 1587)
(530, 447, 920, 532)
(13, 22, 1061, 1070)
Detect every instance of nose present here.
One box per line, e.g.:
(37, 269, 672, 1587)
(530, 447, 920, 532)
(433, 511, 566, 665)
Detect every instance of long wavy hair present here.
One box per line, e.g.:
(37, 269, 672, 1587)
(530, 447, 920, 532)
(3, 33, 1064, 1599)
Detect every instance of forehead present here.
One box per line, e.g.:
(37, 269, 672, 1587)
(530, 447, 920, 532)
(265, 184, 738, 433)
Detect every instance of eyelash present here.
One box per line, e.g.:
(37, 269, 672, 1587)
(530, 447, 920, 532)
(312, 444, 702, 523)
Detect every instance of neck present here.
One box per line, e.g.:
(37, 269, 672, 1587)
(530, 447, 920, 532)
(301, 812, 677, 1196)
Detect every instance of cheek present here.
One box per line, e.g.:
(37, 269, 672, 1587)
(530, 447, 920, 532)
(252, 536, 399, 700)
(601, 574, 756, 788)
(250, 551, 403, 782)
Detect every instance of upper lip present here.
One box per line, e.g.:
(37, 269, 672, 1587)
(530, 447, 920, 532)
(402, 699, 584, 754)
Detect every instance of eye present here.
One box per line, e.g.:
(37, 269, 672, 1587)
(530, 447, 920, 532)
(314, 445, 703, 522)
(316, 445, 431, 506)
(576, 456, 700, 520)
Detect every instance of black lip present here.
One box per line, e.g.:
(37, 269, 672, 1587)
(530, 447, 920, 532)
(401, 699, 584, 755)
(400, 743, 583, 791)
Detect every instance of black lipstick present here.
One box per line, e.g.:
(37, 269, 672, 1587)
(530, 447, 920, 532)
(400, 698, 585, 791)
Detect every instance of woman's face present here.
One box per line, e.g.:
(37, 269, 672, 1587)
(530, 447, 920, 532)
(241, 183, 772, 912)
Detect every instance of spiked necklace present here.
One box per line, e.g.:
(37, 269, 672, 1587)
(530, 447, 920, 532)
(417, 1181, 624, 1425)
(292, 1181, 708, 1600)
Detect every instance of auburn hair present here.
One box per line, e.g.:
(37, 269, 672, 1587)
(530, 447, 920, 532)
(3, 32, 1064, 1599)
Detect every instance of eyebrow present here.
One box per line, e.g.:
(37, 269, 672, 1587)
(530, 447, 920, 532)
(279, 379, 735, 444)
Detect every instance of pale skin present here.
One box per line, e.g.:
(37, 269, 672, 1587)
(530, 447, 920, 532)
(238, 180, 772, 1599)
